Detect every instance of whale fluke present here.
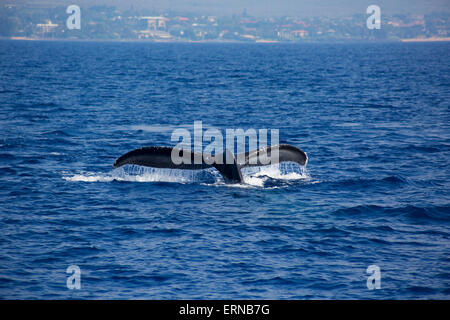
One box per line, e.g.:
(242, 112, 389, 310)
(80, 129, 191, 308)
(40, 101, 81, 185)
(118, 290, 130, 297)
(113, 146, 209, 170)
(113, 144, 307, 183)
(238, 144, 308, 167)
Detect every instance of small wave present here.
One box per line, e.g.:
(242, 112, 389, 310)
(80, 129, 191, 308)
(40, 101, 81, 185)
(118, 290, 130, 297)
(381, 175, 408, 184)
(334, 204, 450, 222)
(0, 153, 16, 161)
(128, 123, 219, 133)
(41, 130, 73, 137)
(327, 175, 409, 189)
(398, 144, 445, 153)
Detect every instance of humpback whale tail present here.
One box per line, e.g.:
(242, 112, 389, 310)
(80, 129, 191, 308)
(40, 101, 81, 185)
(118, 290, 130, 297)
(113, 144, 307, 184)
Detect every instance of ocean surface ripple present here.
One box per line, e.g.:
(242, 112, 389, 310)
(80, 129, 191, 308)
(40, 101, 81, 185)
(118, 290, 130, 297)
(0, 41, 449, 299)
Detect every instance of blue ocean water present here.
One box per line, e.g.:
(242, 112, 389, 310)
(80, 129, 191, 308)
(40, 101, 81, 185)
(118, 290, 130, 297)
(0, 40, 449, 299)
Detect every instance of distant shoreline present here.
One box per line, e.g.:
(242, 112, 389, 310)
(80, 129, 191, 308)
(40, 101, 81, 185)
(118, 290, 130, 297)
(5, 36, 450, 43)
(400, 37, 450, 42)
(6, 36, 251, 43)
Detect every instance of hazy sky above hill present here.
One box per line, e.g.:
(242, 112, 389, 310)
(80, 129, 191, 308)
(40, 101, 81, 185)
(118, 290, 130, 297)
(4, 0, 449, 17)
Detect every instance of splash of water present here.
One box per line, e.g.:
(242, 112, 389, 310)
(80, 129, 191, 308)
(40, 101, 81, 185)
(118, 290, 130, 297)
(63, 162, 310, 188)
(241, 162, 310, 187)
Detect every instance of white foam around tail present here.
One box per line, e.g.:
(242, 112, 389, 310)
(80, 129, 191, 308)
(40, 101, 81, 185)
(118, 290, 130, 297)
(63, 165, 206, 183)
(241, 162, 310, 187)
(64, 162, 309, 188)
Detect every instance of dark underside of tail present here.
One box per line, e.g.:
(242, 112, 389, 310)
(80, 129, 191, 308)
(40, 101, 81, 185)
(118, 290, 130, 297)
(113, 144, 307, 184)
